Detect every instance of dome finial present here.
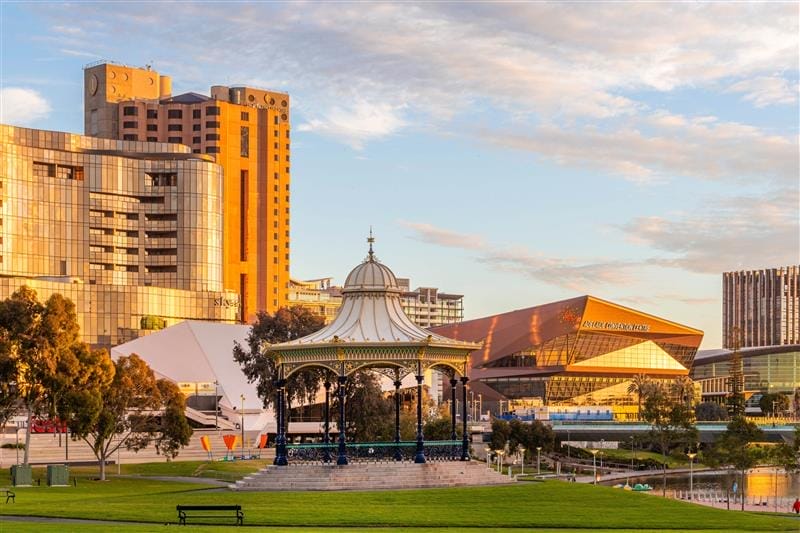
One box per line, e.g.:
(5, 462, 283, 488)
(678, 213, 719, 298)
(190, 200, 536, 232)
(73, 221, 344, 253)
(367, 226, 375, 261)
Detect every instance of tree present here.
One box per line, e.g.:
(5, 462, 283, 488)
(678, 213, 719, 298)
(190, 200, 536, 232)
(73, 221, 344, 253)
(233, 307, 326, 412)
(695, 401, 729, 422)
(758, 393, 790, 417)
(335, 370, 394, 442)
(0, 288, 87, 465)
(705, 417, 767, 510)
(489, 419, 512, 452)
(627, 374, 651, 419)
(726, 327, 746, 418)
(62, 353, 192, 480)
(640, 381, 697, 496)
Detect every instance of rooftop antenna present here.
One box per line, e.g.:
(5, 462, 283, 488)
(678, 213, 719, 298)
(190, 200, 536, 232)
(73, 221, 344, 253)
(367, 227, 375, 260)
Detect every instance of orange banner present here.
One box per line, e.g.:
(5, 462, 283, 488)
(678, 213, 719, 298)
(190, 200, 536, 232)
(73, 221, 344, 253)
(200, 435, 211, 452)
(223, 434, 238, 451)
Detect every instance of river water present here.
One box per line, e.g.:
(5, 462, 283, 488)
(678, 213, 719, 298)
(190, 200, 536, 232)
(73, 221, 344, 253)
(608, 467, 800, 498)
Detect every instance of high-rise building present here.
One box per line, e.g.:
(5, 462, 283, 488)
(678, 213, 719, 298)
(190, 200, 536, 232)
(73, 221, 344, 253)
(83, 61, 291, 321)
(287, 277, 464, 328)
(723, 266, 800, 348)
(0, 124, 239, 347)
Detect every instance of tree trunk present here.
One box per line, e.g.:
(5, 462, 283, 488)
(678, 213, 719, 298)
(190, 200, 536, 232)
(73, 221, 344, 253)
(662, 450, 667, 497)
(23, 407, 33, 465)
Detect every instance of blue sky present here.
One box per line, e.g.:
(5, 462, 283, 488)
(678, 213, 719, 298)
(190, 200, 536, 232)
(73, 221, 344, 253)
(1, 2, 798, 348)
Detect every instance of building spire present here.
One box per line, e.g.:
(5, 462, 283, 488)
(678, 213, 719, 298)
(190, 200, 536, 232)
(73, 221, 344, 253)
(367, 226, 375, 261)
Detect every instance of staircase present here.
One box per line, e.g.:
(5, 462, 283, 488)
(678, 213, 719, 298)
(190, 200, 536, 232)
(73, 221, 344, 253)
(231, 461, 515, 491)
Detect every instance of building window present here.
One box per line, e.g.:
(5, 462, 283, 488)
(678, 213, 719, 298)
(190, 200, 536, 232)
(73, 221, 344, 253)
(123, 106, 138, 116)
(241, 111, 249, 121)
(192, 149, 201, 153)
(207, 146, 220, 154)
(123, 121, 138, 128)
(146, 124, 157, 131)
(206, 106, 221, 116)
(274, 130, 278, 137)
(240, 170, 248, 261)
(192, 109, 201, 119)
(274, 116, 279, 125)
(241, 126, 249, 157)
(206, 121, 220, 129)
(167, 136, 182, 143)
(192, 136, 201, 144)
(123, 134, 138, 141)
(206, 133, 220, 141)
(167, 124, 182, 131)
(273, 154, 278, 161)
(167, 109, 182, 119)
(147, 136, 158, 142)
(192, 124, 201, 131)
(32, 162, 55, 178)
(146, 172, 178, 187)
(147, 109, 158, 119)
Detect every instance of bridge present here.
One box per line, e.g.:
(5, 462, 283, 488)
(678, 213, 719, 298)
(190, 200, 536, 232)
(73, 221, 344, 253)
(550, 422, 795, 444)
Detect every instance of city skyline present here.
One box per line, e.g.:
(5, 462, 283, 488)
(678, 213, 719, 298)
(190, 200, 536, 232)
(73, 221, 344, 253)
(1, 3, 798, 348)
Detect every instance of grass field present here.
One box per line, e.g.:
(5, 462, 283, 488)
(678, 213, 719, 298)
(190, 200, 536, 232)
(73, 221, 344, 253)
(0, 461, 798, 531)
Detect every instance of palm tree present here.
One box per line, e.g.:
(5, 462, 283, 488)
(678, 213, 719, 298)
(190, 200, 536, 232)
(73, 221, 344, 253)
(627, 374, 651, 421)
(672, 376, 695, 408)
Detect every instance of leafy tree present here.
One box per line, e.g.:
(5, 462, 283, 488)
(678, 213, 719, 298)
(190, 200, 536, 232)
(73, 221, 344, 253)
(726, 327, 746, 418)
(758, 393, 790, 417)
(62, 353, 191, 480)
(640, 381, 697, 496)
(627, 374, 651, 419)
(0, 288, 88, 464)
(489, 418, 512, 452)
(507, 418, 555, 459)
(706, 417, 768, 510)
(233, 307, 326, 413)
(424, 416, 462, 440)
(334, 370, 394, 442)
(695, 401, 729, 421)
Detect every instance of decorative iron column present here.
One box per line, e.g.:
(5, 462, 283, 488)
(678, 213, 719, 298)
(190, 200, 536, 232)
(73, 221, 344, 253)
(414, 372, 426, 464)
(460, 376, 470, 461)
(274, 378, 288, 466)
(337, 375, 348, 465)
(394, 379, 402, 461)
(449, 378, 458, 441)
(323, 381, 332, 463)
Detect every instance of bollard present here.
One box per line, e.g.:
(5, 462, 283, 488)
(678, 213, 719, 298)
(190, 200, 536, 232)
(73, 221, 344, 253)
(508, 465, 512, 478)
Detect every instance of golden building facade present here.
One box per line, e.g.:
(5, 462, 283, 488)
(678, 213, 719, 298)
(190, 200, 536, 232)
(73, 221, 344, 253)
(0, 124, 239, 347)
(84, 61, 291, 321)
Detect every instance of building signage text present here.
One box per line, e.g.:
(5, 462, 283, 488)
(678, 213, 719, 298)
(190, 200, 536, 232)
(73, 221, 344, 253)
(582, 320, 650, 332)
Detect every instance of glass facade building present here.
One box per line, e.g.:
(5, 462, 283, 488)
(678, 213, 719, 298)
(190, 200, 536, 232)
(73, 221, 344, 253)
(691, 344, 800, 412)
(432, 296, 703, 412)
(0, 124, 239, 348)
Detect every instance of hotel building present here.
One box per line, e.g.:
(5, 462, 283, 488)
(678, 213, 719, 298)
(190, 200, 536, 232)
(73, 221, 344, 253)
(83, 61, 291, 320)
(722, 266, 800, 348)
(0, 125, 239, 348)
(432, 296, 703, 417)
(287, 277, 464, 328)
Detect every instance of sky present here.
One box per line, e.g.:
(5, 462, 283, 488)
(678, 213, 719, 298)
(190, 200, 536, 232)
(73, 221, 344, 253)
(1, 2, 798, 349)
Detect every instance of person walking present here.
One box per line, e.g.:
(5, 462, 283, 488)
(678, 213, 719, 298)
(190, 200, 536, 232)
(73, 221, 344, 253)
(792, 498, 800, 514)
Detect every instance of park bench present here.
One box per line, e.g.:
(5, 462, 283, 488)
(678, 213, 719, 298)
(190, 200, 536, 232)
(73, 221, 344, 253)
(176, 504, 243, 526)
(2, 488, 15, 503)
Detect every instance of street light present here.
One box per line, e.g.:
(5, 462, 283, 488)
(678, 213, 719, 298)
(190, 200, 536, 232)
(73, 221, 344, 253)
(590, 449, 599, 485)
(496, 450, 505, 473)
(687, 452, 697, 500)
(240, 394, 245, 460)
(519, 446, 526, 476)
(485, 447, 492, 469)
(536, 446, 542, 475)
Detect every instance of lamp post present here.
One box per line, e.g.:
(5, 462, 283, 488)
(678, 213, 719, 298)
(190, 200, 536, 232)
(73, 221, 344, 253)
(687, 452, 697, 500)
(519, 446, 525, 476)
(590, 449, 599, 484)
(536, 446, 542, 475)
(496, 450, 504, 473)
(485, 447, 491, 469)
(240, 394, 245, 460)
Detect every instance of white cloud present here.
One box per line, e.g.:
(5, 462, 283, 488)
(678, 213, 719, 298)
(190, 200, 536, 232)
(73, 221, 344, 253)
(622, 188, 800, 274)
(400, 221, 485, 250)
(297, 100, 406, 149)
(727, 76, 799, 107)
(0, 87, 51, 126)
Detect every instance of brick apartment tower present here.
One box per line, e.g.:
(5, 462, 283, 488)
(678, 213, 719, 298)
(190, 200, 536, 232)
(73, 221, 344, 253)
(83, 61, 291, 321)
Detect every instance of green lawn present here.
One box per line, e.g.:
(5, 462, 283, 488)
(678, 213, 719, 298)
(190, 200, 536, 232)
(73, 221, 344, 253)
(0, 474, 798, 531)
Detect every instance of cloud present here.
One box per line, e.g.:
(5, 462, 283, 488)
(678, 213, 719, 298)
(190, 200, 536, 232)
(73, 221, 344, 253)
(621, 188, 800, 274)
(297, 100, 406, 149)
(402, 221, 641, 291)
(0, 87, 51, 126)
(727, 76, 799, 107)
(482, 112, 798, 185)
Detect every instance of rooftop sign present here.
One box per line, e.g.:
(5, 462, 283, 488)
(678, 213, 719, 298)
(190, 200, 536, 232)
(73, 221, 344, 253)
(582, 320, 651, 332)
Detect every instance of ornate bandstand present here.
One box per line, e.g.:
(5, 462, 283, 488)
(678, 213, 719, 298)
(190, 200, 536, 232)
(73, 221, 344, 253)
(263, 238, 482, 466)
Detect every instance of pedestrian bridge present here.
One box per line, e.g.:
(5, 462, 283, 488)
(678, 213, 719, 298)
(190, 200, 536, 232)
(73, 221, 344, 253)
(550, 422, 795, 443)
